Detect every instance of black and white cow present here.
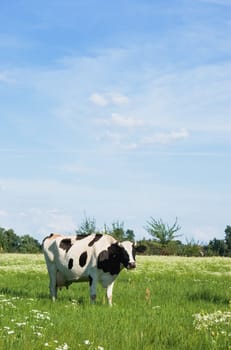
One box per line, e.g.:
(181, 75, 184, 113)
(43, 233, 140, 305)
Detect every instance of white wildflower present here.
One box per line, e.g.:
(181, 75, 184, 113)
(34, 332, 43, 337)
(31, 309, 51, 321)
(56, 343, 69, 350)
(193, 310, 231, 338)
(16, 322, 27, 327)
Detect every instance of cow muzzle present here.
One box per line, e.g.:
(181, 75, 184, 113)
(127, 262, 136, 269)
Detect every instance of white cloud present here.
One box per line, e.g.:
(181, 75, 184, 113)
(97, 113, 145, 129)
(89, 93, 108, 106)
(98, 127, 189, 150)
(109, 92, 129, 105)
(0, 210, 8, 217)
(1, 0, 231, 246)
(89, 92, 129, 107)
(110, 113, 144, 128)
(11, 47, 231, 138)
(143, 128, 189, 145)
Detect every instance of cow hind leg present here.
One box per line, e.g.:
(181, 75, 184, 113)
(46, 263, 57, 301)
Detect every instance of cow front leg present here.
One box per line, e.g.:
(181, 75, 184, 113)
(89, 275, 97, 304)
(106, 281, 114, 306)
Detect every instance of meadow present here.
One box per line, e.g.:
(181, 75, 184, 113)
(0, 254, 230, 350)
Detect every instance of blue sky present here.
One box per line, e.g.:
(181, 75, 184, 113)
(0, 0, 231, 243)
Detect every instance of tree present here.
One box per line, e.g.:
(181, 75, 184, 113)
(76, 216, 97, 235)
(145, 217, 181, 245)
(0, 227, 41, 253)
(125, 229, 135, 241)
(224, 225, 231, 251)
(110, 221, 125, 240)
(208, 238, 226, 256)
(0, 228, 20, 252)
(18, 235, 41, 253)
(104, 221, 135, 241)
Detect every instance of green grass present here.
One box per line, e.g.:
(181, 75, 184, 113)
(0, 254, 230, 349)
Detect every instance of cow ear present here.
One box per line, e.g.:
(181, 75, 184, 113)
(135, 245, 147, 253)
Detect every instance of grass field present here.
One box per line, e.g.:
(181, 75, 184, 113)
(0, 254, 230, 350)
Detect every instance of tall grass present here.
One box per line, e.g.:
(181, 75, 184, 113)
(0, 254, 230, 349)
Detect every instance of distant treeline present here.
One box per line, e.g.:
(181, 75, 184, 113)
(0, 227, 41, 253)
(1, 218, 231, 256)
(136, 238, 231, 257)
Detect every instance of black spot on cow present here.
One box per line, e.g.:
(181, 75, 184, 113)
(89, 275, 93, 286)
(59, 238, 73, 252)
(88, 233, 103, 247)
(79, 251, 88, 267)
(97, 243, 129, 275)
(76, 234, 90, 240)
(68, 258, 74, 269)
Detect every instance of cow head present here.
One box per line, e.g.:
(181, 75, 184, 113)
(118, 242, 147, 269)
(118, 241, 136, 269)
(97, 240, 146, 275)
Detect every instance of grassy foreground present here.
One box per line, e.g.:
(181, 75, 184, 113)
(0, 254, 230, 350)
